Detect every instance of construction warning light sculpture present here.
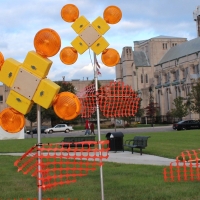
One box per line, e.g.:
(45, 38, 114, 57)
(164, 149, 200, 182)
(15, 140, 109, 190)
(60, 4, 122, 67)
(0, 29, 81, 133)
(78, 81, 140, 118)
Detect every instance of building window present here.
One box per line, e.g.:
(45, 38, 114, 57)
(133, 71, 136, 76)
(141, 74, 143, 83)
(184, 67, 188, 78)
(162, 43, 167, 50)
(165, 74, 168, 82)
(0, 95, 3, 102)
(193, 65, 199, 74)
(146, 74, 148, 83)
(172, 43, 177, 47)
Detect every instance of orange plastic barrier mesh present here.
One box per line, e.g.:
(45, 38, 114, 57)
(14, 141, 109, 190)
(98, 81, 140, 118)
(163, 149, 200, 182)
(77, 83, 96, 118)
(77, 81, 140, 118)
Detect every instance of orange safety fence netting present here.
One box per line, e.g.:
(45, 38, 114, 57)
(14, 140, 109, 190)
(163, 149, 200, 182)
(77, 81, 140, 118)
(77, 83, 96, 118)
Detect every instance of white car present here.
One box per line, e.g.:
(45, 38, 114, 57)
(44, 124, 73, 134)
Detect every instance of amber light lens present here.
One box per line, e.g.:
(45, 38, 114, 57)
(103, 6, 122, 24)
(60, 47, 78, 65)
(53, 92, 81, 120)
(0, 52, 4, 70)
(34, 28, 61, 57)
(0, 108, 25, 133)
(101, 48, 120, 67)
(61, 4, 79, 22)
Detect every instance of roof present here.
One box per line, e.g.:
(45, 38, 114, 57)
(158, 37, 200, 65)
(134, 35, 186, 45)
(151, 35, 186, 39)
(133, 51, 151, 67)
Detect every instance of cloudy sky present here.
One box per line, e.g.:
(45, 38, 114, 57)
(0, 0, 199, 82)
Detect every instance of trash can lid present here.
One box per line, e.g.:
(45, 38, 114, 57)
(106, 132, 124, 138)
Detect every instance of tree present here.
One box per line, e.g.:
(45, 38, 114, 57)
(190, 78, 200, 118)
(25, 103, 37, 138)
(144, 86, 159, 127)
(135, 98, 144, 118)
(170, 96, 188, 121)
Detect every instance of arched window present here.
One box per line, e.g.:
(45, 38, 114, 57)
(146, 74, 148, 83)
(141, 74, 143, 83)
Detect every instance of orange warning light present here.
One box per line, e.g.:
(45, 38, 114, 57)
(103, 6, 122, 24)
(0, 108, 25, 133)
(34, 28, 61, 57)
(61, 4, 79, 22)
(60, 47, 78, 65)
(0, 52, 4, 70)
(53, 92, 81, 120)
(101, 48, 120, 67)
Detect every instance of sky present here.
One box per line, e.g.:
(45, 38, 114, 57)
(0, 0, 199, 82)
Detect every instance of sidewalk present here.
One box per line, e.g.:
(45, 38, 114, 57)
(0, 151, 175, 166)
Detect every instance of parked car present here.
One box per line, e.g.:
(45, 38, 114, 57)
(44, 124, 73, 134)
(172, 120, 200, 131)
(26, 126, 49, 134)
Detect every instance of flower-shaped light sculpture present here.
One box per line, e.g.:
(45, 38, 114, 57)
(60, 4, 122, 67)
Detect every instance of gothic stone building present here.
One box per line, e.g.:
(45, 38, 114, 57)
(115, 36, 187, 115)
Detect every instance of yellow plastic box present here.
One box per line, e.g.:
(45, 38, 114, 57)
(92, 16, 110, 35)
(23, 51, 52, 79)
(71, 16, 90, 34)
(91, 36, 109, 55)
(71, 36, 89, 54)
(11, 67, 41, 100)
(33, 78, 60, 109)
(0, 58, 21, 87)
(6, 90, 33, 115)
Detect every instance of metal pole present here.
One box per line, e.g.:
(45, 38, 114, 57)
(37, 104, 42, 200)
(94, 53, 105, 200)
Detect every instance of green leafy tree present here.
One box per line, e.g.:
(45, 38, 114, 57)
(25, 103, 37, 138)
(170, 96, 188, 121)
(145, 87, 159, 127)
(135, 98, 144, 118)
(190, 78, 200, 118)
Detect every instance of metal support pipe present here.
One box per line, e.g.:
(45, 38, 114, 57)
(94, 53, 105, 200)
(37, 104, 42, 200)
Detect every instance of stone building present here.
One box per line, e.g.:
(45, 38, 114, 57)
(154, 37, 200, 119)
(115, 36, 187, 109)
(116, 6, 200, 120)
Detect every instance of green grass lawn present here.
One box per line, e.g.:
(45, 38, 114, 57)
(1, 129, 200, 199)
(1, 130, 200, 159)
(1, 156, 200, 199)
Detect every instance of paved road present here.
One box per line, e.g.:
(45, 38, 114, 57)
(26, 125, 173, 138)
